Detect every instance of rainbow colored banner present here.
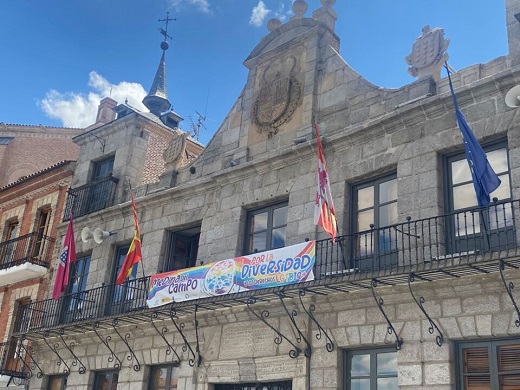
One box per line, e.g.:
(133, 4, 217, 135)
(146, 241, 315, 308)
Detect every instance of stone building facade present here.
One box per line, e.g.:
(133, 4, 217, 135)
(7, 1, 520, 389)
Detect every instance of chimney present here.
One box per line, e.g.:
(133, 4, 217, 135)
(96, 97, 118, 124)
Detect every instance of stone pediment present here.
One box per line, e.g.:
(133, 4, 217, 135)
(244, 18, 321, 66)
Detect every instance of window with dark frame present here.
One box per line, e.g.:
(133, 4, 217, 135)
(92, 156, 115, 182)
(446, 141, 514, 253)
(456, 338, 520, 389)
(93, 370, 119, 390)
(63, 255, 91, 320)
(245, 202, 288, 255)
(46, 375, 67, 390)
(164, 226, 200, 272)
(111, 244, 135, 304)
(351, 174, 398, 270)
(149, 364, 179, 390)
(345, 348, 398, 390)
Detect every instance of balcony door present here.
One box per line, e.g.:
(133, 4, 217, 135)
(61, 255, 91, 323)
(446, 143, 514, 254)
(352, 175, 398, 271)
(107, 245, 145, 315)
(88, 156, 115, 213)
(1, 220, 19, 267)
(32, 208, 51, 260)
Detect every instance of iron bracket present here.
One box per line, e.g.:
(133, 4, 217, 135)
(18, 336, 43, 379)
(298, 289, 334, 352)
(169, 307, 200, 366)
(43, 331, 70, 374)
(93, 322, 121, 369)
(277, 291, 311, 357)
(408, 273, 444, 346)
(111, 318, 140, 371)
(59, 331, 86, 374)
(246, 297, 301, 359)
(194, 305, 202, 366)
(499, 259, 520, 327)
(371, 279, 403, 350)
(150, 312, 181, 364)
(13, 340, 34, 379)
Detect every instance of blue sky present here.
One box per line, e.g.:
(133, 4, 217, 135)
(0, 1, 508, 145)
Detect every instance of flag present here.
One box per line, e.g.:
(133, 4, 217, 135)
(52, 213, 76, 300)
(314, 122, 338, 240)
(446, 66, 501, 207)
(116, 194, 143, 285)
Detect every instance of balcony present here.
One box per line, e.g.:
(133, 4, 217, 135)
(63, 175, 119, 221)
(0, 339, 29, 380)
(13, 199, 520, 336)
(0, 233, 55, 287)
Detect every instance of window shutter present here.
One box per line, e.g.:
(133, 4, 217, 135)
(464, 347, 491, 389)
(498, 344, 520, 389)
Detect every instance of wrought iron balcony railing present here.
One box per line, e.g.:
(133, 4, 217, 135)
(63, 175, 119, 221)
(0, 339, 28, 379)
(13, 277, 150, 334)
(13, 199, 520, 335)
(0, 232, 54, 271)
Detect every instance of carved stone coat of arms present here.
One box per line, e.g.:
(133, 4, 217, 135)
(405, 25, 450, 81)
(252, 55, 302, 137)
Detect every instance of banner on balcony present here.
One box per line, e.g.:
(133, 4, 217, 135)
(146, 241, 315, 308)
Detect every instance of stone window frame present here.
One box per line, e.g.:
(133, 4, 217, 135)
(243, 200, 289, 255)
(344, 346, 398, 390)
(148, 364, 180, 390)
(455, 338, 520, 389)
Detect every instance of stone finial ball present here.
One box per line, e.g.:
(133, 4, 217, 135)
(292, 0, 308, 17)
(267, 18, 282, 32)
(160, 41, 169, 51)
(321, 0, 336, 6)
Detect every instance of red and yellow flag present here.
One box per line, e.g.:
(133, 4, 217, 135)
(116, 194, 142, 285)
(313, 122, 337, 240)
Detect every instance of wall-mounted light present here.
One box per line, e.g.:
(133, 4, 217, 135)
(229, 160, 238, 167)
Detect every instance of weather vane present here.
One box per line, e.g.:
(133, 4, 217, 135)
(158, 11, 176, 42)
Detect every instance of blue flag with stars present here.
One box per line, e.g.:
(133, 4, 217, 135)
(446, 66, 501, 207)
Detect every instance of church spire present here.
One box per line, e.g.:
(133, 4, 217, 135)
(143, 12, 176, 117)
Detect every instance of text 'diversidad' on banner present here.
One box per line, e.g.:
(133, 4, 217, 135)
(146, 241, 315, 308)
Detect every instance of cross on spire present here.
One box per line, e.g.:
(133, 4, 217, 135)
(158, 11, 176, 41)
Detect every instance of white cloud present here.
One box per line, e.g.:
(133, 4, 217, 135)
(39, 71, 147, 128)
(169, 0, 211, 14)
(275, 3, 292, 22)
(250, 1, 271, 27)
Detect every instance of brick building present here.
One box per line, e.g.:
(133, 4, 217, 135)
(6, 1, 520, 389)
(0, 161, 75, 387)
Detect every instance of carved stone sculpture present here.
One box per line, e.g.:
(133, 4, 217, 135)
(405, 25, 450, 81)
(163, 130, 187, 171)
(252, 55, 302, 137)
